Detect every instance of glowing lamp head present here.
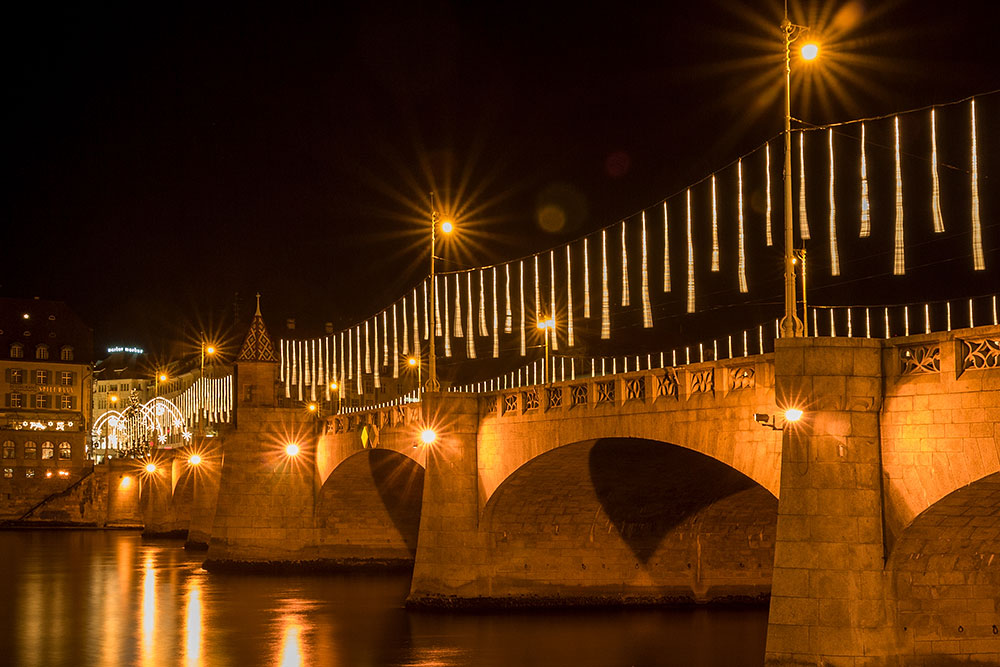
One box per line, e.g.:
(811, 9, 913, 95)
(800, 42, 819, 61)
(188, 454, 202, 466)
(285, 443, 300, 457)
(329, 382, 338, 391)
(144, 463, 157, 474)
(110, 395, 119, 403)
(307, 403, 318, 413)
(206, 346, 216, 355)
(158, 374, 167, 383)
(420, 429, 437, 445)
(440, 220, 454, 234)
(784, 408, 804, 423)
(22, 313, 30, 320)
(408, 357, 418, 367)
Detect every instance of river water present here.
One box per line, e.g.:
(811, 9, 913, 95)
(0, 531, 768, 666)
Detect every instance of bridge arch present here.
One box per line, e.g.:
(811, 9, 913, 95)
(314, 448, 424, 564)
(887, 470, 1000, 659)
(479, 437, 777, 603)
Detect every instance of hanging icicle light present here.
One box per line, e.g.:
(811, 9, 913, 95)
(601, 229, 611, 339)
(423, 280, 430, 340)
(519, 260, 526, 355)
(492, 266, 500, 358)
(829, 129, 840, 276)
(798, 131, 810, 240)
(893, 116, 905, 275)
(402, 297, 409, 355)
(686, 189, 695, 314)
(434, 276, 443, 337)
(373, 317, 381, 389)
(549, 250, 558, 350)
(454, 274, 463, 338)
(382, 311, 389, 366)
(641, 212, 653, 327)
(478, 270, 488, 336)
(621, 221, 631, 305)
(364, 321, 371, 373)
(860, 123, 871, 238)
(566, 245, 575, 346)
(392, 303, 399, 378)
(583, 237, 591, 317)
(467, 272, 476, 358)
(971, 98, 985, 271)
(930, 108, 945, 233)
(504, 264, 513, 333)
(443, 275, 451, 357)
(663, 202, 672, 291)
(765, 142, 773, 246)
(737, 159, 748, 293)
(347, 328, 353, 380)
(412, 288, 420, 356)
(534, 255, 541, 321)
(711, 175, 720, 271)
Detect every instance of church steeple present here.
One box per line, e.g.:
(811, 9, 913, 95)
(238, 292, 278, 363)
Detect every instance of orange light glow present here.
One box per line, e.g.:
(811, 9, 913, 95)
(145, 463, 157, 474)
(440, 220, 454, 234)
(285, 444, 300, 457)
(120, 475, 133, 489)
(307, 403, 317, 413)
(188, 454, 202, 466)
(800, 42, 819, 60)
(407, 357, 418, 367)
(785, 408, 804, 422)
(419, 429, 437, 445)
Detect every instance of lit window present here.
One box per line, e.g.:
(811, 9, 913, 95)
(2, 441, 14, 459)
(60, 346, 73, 361)
(10, 343, 23, 359)
(25, 468, 34, 478)
(10, 393, 23, 409)
(41, 442, 54, 460)
(35, 394, 50, 409)
(60, 395, 73, 410)
(36, 370, 49, 385)
(36, 344, 49, 360)
(23, 441, 36, 459)
(3, 468, 12, 479)
(10, 369, 23, 384)
(58, 442, 71, 460)
(60, 371, 73, 386)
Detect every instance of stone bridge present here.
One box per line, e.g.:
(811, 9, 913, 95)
(145, 324, 1000, 665)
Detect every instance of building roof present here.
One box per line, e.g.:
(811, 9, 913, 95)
(238, 293, 278, 363)
(0, 297, 94, 363)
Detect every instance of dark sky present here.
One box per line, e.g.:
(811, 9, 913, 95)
(4, 0, 999, 357)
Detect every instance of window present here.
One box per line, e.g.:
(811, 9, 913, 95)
(10, 343, 23, 359)
(10, 369, 23, 384)
(60, 346, 74, 361)
(35, 394, 50, 409)
(41, 442, 54, 460)
(36, 344, 49, 360)
(58, 442, 72, 460)
(60, 371, 73, 386)
(3, 468, 12, 479)
(60, 395, 73, 410)
(25, 468, 34, 478)
(10, 393, 23, 409)
(2, 441, 14, 459)
(36, 370, 49, 385)
(23, 441, 36, 459)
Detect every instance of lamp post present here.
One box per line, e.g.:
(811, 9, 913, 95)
(407, 356, 422, 394)
(199, 337, 215, 433)
(426, 192, 453, 393)
(536, 317, 555, 384)
(779, 12, 818, 338)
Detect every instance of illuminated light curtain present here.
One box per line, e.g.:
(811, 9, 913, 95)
(478, 270, 488, 336)
(828, 129, 840, 276)
(686, 189, 695, 313)
(347, 329, 352, 380)
(663, 202, 672, 291)
(798, 131, 810, 240)
(297, 342, 303, 400)
(765, 143, 773, 246)
(443, 275, 451, 356)
(549, 250, 558, 350)
(737, 159, 748, 293)
(930, 108, 945, 233)
(860, 123, 871, 237)
(640, 212, 652, 327)
(621, 221, 630, 305)
(373, 317, 380, 389)
(364, 321, 371, 373)
(284, 342, 291, 397)
(710, 175, 720, 271)
(412, 289, 420, 356)
(601, 229, 610, 339)
(453, 274, 463, 338)
(382, 311, 389, 366)
(466, 272, 476, 358)
(971, 98, 985, 270)
(893, 116, 905, 275)
(583, 237, 591, 317)
(402, 297, 409, 355)
(317, 338, 324, 388)
(338, 333, 344, 393)
(504, 264, 513, 332)
(355, 327, 362, 395)
(566, 245, 575, 345)
(310, 340, 317, 401)
(291, 341, 298, 387)
(492, 267, 500, 358)
(279, 339, 285, 382)
(519, 260, 526, 355)
(392, 304, 399, 378)
(423, 280, 430, 339)
(434, 276, 443, 337)
(533, 255, 541, 322)
(331, 335, 337, 394)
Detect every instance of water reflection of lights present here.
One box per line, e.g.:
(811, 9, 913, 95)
(185, 576, 203, 667)
(141, 553, 155, 665)
(278, 618, 304, 667)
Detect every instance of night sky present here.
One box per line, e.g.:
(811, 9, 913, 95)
(5, 0, 999, 359)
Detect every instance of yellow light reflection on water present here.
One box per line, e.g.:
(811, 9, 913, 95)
(141, 553, 155, 666)
(278, 618, 304, 667)
(185, 576, 203, 667)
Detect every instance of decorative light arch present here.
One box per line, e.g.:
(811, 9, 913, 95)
(90, 394, 191, 459)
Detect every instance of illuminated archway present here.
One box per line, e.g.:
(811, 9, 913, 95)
(91, 394, 191, 459)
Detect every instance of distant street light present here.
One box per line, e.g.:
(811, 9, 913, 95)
(285, 443, 300, 457)
(188, 454, 202, 466)
(426, 192, 453, 394)
(536, 317, 555, 384)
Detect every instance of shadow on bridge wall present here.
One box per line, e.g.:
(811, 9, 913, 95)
(481, 438, 776, 603)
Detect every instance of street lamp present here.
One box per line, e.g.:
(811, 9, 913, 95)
(155, 373, 168, 397)
(537, 317, 555, 384)
(329, 381, 341, 414)
(407, 356, 422, 392)
(426, 192, 453, 393)
(779, 11, 819, 338)
(199, 336, 216, 433)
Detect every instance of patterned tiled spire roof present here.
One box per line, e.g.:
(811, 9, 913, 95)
(238, 293, 278, 363)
